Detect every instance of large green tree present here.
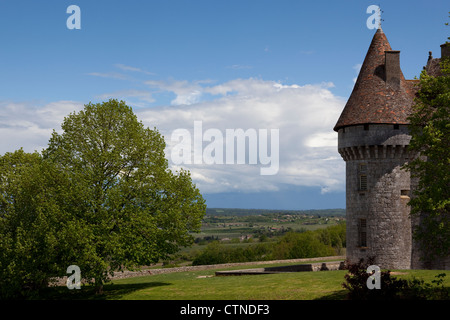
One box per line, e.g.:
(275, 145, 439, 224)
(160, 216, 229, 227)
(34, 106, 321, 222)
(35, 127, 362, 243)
(0, 99, 205, 296)
(43, 99, 206, 291)
(406, 42, 450, 264)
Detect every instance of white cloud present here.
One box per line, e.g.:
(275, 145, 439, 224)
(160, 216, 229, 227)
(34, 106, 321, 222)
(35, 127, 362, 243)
(136, 78, 346, 195)
(0, 78, 346, 196)
(0, 100, 84, 155)
(145, 79, 206, 106)
(304, 132, 337, 148)
(114, 64, 155, 75)
(96, 89, 155, 108)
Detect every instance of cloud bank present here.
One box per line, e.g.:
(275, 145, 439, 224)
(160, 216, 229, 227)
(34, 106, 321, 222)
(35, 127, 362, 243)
(0, 100, 84, 154)
(136, 78, 346, 195)
(0, 78, 346, 196)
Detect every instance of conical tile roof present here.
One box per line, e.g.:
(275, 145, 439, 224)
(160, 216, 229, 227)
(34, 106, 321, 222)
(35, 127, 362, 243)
(333, 28, 415, 131)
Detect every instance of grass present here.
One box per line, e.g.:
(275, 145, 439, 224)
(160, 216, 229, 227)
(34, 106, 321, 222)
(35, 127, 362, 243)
(109, 270, 348, 300)
(41, 262, 450, 300)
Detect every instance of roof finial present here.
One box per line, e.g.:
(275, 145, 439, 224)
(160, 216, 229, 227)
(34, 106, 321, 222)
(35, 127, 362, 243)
(377, 5, 384, 30)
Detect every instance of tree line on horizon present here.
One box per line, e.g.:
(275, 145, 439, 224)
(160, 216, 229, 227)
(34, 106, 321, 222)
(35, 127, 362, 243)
(205, 208, 346, 217)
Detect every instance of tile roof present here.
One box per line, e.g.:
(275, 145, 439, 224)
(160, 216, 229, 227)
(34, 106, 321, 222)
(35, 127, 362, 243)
(333, 28, 415, 131)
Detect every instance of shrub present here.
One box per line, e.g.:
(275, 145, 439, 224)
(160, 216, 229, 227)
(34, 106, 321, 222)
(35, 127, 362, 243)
(342, 257, 409, 300)
(192, 241, 272, 266)
(342, 257, 450, 300)
(192, 224, 346, 266)
(271, 231, 336, 260)
(401, 273, 449, 300)
(315, 223, 346, 251)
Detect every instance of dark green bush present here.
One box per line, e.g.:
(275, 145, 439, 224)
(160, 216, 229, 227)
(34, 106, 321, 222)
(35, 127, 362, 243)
(192, 241, 272, 266)
(342, 257, 449, 300)
(342, 257, 409, 300)
(271, 231, 336, 260)
(192, 224, 345, 266)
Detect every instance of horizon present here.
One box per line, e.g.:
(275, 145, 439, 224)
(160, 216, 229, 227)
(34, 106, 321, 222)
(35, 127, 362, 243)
(205, 207, 345, 211)
(1, 0, 448, 210)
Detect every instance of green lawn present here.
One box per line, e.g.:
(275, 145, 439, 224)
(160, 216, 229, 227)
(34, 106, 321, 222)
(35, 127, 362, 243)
(44, 264, 450, 300)
(108, 270, 348, 300)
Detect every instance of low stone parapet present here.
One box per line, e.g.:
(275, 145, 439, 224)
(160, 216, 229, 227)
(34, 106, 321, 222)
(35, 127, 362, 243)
(215, 260, 345, 276)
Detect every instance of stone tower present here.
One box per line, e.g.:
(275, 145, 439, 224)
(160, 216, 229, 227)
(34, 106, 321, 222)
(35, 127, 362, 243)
(333, 27, 416, 269)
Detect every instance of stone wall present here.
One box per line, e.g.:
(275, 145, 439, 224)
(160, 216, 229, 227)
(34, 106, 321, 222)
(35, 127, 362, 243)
(337, 124, 410, 150)
(338, 124, 412, 269)
(52, 256, 346, 286)
(215, 261, 345, 276)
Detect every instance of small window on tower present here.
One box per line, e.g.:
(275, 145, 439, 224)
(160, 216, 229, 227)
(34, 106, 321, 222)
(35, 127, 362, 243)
(358, 219, 367, 247)
(359, 164, 368, 191)
(360, 175, 368, 191)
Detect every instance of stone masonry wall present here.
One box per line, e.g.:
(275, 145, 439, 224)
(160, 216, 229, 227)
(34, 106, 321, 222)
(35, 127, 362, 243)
(339, 124, 412, 269)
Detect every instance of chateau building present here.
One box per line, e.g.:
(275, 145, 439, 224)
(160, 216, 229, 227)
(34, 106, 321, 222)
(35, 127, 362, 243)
(334, 27, 449, 270)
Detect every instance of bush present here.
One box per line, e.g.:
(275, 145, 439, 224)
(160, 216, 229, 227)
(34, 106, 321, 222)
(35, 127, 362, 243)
(192, 241, 272, 266)
(315, 223, 346, 252)
(402, 273, 449, 300)
(342, 257, 409, 300)
(192, 224, 346, 266)
(342, 257, 449, 300)
(271, 231, 336, 260)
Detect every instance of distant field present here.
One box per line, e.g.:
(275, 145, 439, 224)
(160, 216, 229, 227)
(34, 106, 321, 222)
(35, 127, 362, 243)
(198, 208, 345, 241)
(174, 209, 345, 265)
(205, 208, 346, 217)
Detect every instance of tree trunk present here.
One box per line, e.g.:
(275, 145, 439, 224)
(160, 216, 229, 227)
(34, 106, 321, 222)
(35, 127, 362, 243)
(95, 276, 104, 295)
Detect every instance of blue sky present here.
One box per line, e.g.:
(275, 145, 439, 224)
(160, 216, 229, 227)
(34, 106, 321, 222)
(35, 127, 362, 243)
(0, 0, 448, 210)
